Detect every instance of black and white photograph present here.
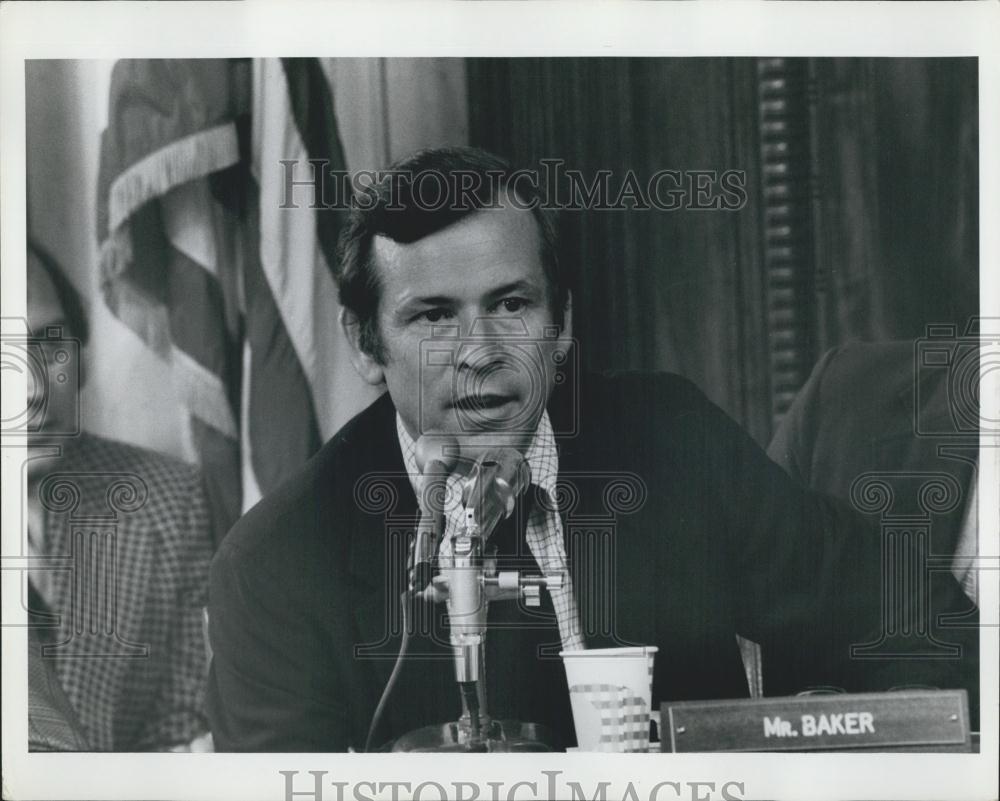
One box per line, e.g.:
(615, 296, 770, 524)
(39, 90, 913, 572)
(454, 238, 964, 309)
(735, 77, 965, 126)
(1, 3, 997, 800)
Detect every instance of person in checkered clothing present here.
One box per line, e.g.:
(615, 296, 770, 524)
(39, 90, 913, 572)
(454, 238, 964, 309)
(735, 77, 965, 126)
(26, 243, 214, 751)
(207, 147, 978, 752)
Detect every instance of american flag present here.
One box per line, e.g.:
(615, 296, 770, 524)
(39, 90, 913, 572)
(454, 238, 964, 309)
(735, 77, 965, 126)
(96, 58, 380, 542)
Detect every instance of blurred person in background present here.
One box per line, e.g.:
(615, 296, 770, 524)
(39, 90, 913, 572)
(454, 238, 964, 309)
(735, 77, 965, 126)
(25, 241, 214, 751)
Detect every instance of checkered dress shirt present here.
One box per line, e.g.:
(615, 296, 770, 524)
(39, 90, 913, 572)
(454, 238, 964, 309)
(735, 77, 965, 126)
(397, 413, 586, 652)
(27, 433, 213, 751)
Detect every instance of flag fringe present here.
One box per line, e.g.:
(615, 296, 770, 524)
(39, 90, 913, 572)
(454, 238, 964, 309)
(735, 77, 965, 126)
(99, 229, 239, 439)
(98, 121, 241, 371)
(99, 253, 173, 358)
(108, 123, 240, 232)
(171, 345, 240, 439)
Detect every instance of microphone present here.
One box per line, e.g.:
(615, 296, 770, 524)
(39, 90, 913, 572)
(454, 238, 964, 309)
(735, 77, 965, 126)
(460, 448, 532, 542)
(410, 435, 459, 592)
(448, 447, 531, 690)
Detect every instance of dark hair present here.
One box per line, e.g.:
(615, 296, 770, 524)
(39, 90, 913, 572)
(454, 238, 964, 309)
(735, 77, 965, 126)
(27, 239, 90, 346)
(334, 146, 564, 363)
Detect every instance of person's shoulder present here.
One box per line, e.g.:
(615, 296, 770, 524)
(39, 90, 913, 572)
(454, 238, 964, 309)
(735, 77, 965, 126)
(555, 370, 727, 460)
(68, 432, 200, 481)
(56, 433, 204, 520)
(580, 369, 717, 418)
(218, 391, 397, 566)
(813, 341, 915, 396)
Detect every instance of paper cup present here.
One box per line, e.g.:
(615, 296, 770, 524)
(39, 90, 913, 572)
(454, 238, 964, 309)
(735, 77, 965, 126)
(560, 646, 657, 752)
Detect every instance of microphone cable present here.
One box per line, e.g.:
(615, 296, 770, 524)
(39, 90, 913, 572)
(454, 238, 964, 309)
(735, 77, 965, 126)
(364, 588, 412, 753)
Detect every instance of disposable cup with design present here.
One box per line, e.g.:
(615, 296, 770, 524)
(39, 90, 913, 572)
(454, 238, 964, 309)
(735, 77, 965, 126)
(560, 646, 657, 752)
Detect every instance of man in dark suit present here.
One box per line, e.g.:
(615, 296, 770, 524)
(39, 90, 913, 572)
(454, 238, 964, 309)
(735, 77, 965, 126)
(765, 340, 980, 701)
(206, 148, 978, 751)
(768, 341, 978, 594)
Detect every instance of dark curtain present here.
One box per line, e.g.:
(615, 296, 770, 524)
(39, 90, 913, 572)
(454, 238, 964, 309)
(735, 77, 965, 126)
(809, 59, 979, 347)
(466, 58, 978, 445)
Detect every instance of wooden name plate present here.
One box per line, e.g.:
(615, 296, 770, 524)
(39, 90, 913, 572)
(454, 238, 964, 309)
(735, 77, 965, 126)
(661, 690, 971, 752)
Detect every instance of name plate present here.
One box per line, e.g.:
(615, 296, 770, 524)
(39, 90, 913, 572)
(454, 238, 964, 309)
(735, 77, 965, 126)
(661, 690, 970, 752)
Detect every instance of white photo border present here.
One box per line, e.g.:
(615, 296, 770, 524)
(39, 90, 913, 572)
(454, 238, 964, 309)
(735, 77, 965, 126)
(1, 2, 997, 800)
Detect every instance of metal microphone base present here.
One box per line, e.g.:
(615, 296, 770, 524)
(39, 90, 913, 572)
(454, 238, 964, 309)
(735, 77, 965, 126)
(390, 719, 555, 752)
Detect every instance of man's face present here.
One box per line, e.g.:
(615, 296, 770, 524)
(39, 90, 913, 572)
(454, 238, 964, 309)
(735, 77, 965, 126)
(26, 262, 79, 439)
(366, 205, 567, 459)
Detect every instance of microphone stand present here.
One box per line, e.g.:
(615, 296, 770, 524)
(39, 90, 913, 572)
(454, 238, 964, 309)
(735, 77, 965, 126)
(394, 449, 565, 752)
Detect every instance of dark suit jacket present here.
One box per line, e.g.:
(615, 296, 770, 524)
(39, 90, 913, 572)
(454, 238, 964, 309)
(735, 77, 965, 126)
(766, 342, 979, 710)
(207, 371, 977, 751)
(768, 341, 978, 558)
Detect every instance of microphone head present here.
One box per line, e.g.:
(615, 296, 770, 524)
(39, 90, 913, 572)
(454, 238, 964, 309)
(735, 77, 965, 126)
(460, 447, 532, 520)
(414, 434, 460, 474)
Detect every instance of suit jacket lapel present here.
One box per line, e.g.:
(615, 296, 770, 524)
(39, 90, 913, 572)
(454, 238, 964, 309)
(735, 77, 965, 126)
(345, 395, 421, 691)
(548, 375, 646, 650)
(342, 395, 468, 742)
(346, 394, 417, 591)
